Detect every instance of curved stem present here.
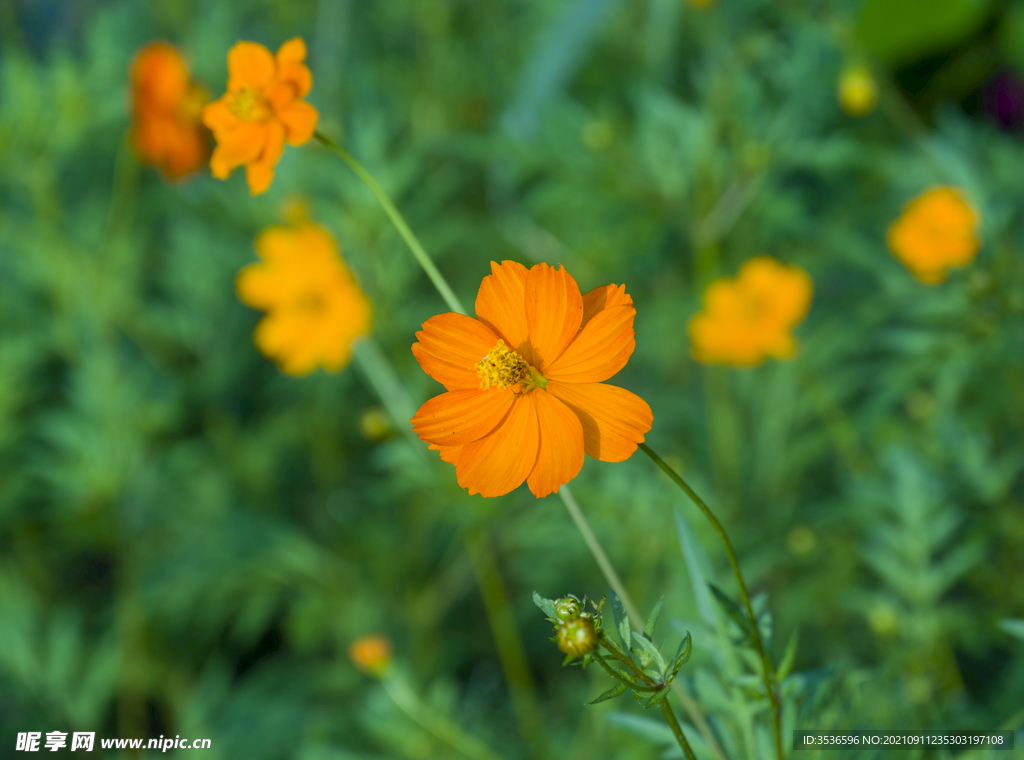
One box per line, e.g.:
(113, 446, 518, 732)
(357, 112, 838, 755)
(639, 443, 783, 760)
(315, 132, 467, 315)
(559, 485, 642, 625)
(661, 701, 699, 760)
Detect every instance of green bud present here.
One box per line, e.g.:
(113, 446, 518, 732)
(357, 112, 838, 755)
(554, 596, 581, 622)
(557, 616, 597, 658)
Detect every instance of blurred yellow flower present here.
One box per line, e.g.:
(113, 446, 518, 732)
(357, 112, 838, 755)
(129, 42, 210, 179)
(837, 65, 878, 117)
(887, 186, 980, 284)
(237, 222, 372, 375)
(202, 38, 319, 195)
(688, 257, 813, 366)
(348, 634, 393, 675)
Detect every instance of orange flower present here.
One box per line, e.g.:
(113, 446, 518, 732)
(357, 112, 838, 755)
(887, 186, 980, 284)
(129, 42, 209, 180)
(237, 222, 372, 375)
(202, 38, 319, 195)
(410, 261, 653, 499)
(348, 634, 393, 675)
(688, 257, 812, 366)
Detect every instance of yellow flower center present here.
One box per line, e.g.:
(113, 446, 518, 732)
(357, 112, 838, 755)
(229, 87, 272, 122)
(476, 340, 546, 392)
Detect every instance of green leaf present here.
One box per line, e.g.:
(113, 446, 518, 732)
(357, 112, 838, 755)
(610, 589, 631, 651)
(631, 631, 666, 674)
(671, 631, 692, 678)
(587, 682, 628, 705)
(777, 628, 799, 681)
(605, 712, 676, 745)
(708, 584, 752, 640)
(999, 618, 1024, 641)
(532, 591, 556, 619)
(675, 509, 717, 627)
(643, 685, 671, 709)
(857, 0, 994, 65)
(644, 596, 663, 640)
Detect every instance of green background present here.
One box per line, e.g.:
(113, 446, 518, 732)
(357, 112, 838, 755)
(1, 0, 1023, 757)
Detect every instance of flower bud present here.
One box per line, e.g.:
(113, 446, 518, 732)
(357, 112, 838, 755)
(557, 616, 598, 658)
(348, 634, 393, 676)
(838, 65, 878, 117)
(554, 596, 581, 622)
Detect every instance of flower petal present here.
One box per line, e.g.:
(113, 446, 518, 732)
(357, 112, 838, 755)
(456, 398, 539, 497)
(474, 260, 534, 364)
(411, 388, 515, 447)
(209, 122, 267, 178)
(526, 391, 584, 498)
(581, 283, 633, 327)
(277, 100, 318, 145)
(245, 119, 285, 194)
(524, 263, 583, 370)
(546, 381, 652, 462)
(429, 443, 463, 466)
(202, 98, 238, 132)
(227, 41, 276, 89)
(544, 305, 634, 383)
(412, 313, 500, 391)
(276, 37, 307, 66)
(277, 62, 312, 100)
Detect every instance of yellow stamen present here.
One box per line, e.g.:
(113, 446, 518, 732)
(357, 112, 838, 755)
(229, 87, 272, 122)
(476, 340, 529, 391)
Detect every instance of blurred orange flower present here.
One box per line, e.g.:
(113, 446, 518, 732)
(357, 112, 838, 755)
(129, 42, 209, 180)
(237, 222, 372, 375)
(348, 634, 392, 675)
(887, 186, 980, 284)
(688, 257, 812, 366)
(202, 38, 319, 195)
(411, 261, 652, 499)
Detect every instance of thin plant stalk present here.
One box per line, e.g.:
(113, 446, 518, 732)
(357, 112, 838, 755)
(639, 443, 783, 760)
(315, 132, 466, 315)
(318, 136, 727, 760)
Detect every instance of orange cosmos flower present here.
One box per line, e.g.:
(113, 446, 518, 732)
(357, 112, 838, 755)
(202, 38, 319, 195)
(129, 42, 210, 180)
(688, 256, 812, 366)
(410, 261, 653, 499)
(887, 186, 980, 284)
(237, 222, 372, 375)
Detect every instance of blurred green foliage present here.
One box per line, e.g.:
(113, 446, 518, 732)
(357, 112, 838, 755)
(1, 0, 1024, 758)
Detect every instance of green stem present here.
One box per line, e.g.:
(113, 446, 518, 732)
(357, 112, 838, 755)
(559, 486, 642, 626)
(598, 637, 657, 687)
(661, 701, 699, 760)
(639, 443, 783, 760)
(382, 674, 507, 760)
(315, 132, 467, 315)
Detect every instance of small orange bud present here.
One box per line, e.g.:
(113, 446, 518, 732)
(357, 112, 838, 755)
(557, 616, 598, 658)
(349, 634, 393, 675)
